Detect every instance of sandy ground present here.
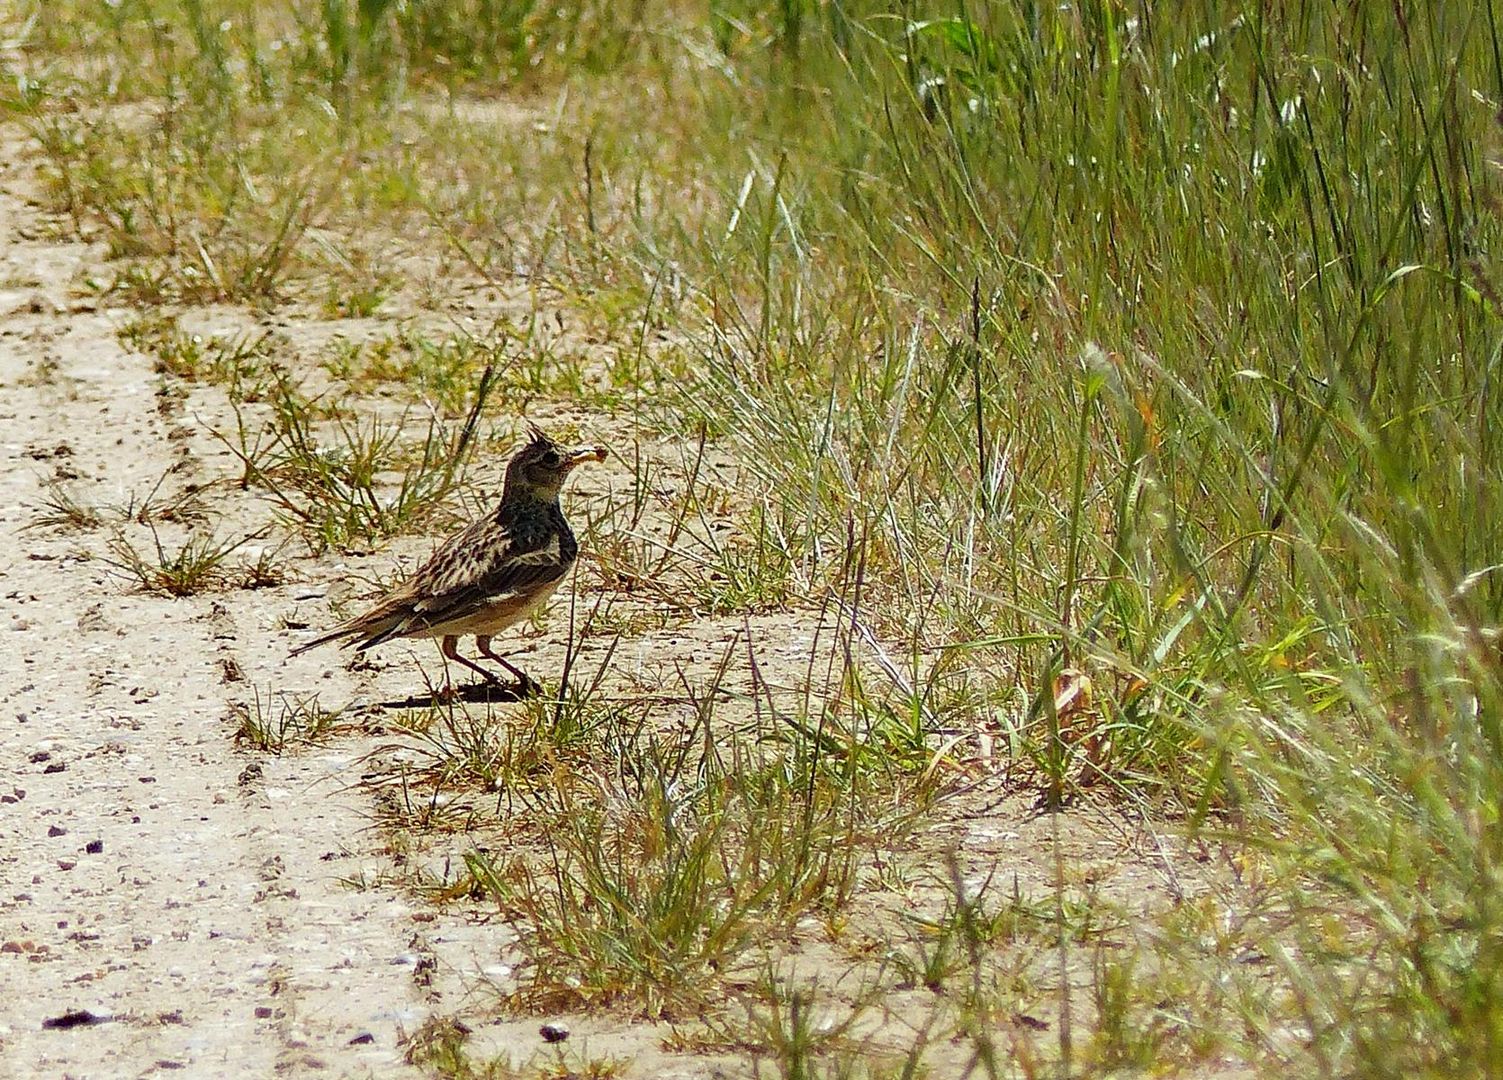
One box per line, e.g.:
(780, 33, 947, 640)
(0, 140, 450, 1076)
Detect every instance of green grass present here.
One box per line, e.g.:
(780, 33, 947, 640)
(106, 521, 266, 596)
(371, 636, 935, 1017)
(233, 686, 342, 752)
(216, 362, 495, 552)
(121, 314, 280, 401)
(31, 478, 105, 531)
(10, 0, 1503, 1074)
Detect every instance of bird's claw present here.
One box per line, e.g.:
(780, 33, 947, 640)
(432, 677, 538, 703)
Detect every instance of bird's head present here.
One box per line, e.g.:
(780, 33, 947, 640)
(503, 425, 607, 500)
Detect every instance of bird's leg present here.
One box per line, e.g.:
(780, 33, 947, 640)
(475, 635, 539, 696)
(439, 634, 501, 693)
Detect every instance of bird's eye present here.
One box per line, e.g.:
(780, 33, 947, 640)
(540, 450, 561, 467)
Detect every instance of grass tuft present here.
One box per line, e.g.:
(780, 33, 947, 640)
(106, 523, 264, 597)
(233, 687, 341, 752)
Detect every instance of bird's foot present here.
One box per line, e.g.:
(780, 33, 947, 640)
(434, 674, 500, 703)
(432, 678, 535, 704)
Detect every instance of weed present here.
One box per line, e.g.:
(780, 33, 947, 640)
(319, 328, 499, 418)
(233, 687, 341, 753)
(120, 314, 279, 402)
(31, 479, 103, 531)
(217, 364, 494, 552)
(406, 1010, 624, 1080)
(461, 695, 922, 1014)
(237, 540, 290, 589)
(403, 1016, 473, 1075)
(727, 968, 928, 1080)
(30, 473, 218, 534)
(114, 475, 210, 528)
(106, 523, 262, 597)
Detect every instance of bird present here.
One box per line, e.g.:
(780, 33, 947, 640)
(290, 425, 606, 696)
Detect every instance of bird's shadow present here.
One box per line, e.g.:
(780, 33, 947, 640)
(376, 681, 534, 710)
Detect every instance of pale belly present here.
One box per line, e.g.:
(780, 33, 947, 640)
(414, 579, 563, 639)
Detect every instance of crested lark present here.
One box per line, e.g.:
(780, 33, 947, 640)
(290, 426, 606, 695)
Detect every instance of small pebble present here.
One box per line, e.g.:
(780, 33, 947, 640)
(85, 840, 103, 855)
(43, 1009, 110, 1029)
(539, 1022, 570, 1044)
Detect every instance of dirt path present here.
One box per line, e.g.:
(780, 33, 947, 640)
(0, 140, 434, 1078)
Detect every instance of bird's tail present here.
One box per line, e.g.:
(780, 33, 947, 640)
(288, 626, 360, 657)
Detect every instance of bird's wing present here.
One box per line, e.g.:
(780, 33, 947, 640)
(353, 516, 571, 649)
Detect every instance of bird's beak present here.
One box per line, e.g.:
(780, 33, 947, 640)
(565, 445, 608, 469)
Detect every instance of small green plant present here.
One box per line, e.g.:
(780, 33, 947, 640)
(1084, 948, 1166, 1073)
(403, 1015, 473, 1076)
(747, 975, 850, 1079)
(114, 475, 209, 528)
(319, 328, 500, 417)
(106, 524, 262, 597)
(462, 716, 917, 1014)
(585, 447, 800, 617)
(217, 364, 495, 552)
(403, 1007, 624, 1080)
(121, 315, 279, 402)
(687, 505, 799, 615)
(233, 687, 341, 753)
(728, 968, 926, 1080)
(237, 541, 290, 589)
(30, 474, 216, 534)
(382, 678, 631, 798)
(30, 479, 103, 531)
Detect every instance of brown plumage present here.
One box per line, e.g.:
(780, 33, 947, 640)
(290, 427, 606, 693)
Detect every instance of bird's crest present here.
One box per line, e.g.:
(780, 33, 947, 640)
(524, 421, 555, 451)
